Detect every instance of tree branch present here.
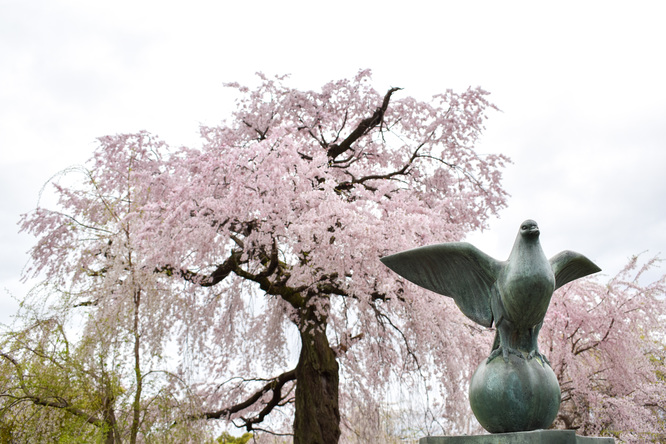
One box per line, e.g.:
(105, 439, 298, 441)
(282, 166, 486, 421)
(368, 301, 420, 369)
(160, 250, 243, 287)
(231, 265, 306, 309)
(334, 140, 426, 193)
(574, 318, 615, 356)
(257, 239, 279, 278)
(327, 87, 401, 160)
(197, 369, 297, 432)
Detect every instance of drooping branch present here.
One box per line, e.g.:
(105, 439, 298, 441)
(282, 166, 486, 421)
(197, 369, 297, 432)
(26, 396, 103, 428)
(573, 318, 615, 356)
(0, 352, 104, 429)
(327, 87, 401, 160)
(369, 302, 421, 370)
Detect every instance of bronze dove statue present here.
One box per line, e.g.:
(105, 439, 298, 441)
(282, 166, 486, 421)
(381, 219, 601, 364)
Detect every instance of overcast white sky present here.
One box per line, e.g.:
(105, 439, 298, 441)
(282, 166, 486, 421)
(2, 1, 665, 324)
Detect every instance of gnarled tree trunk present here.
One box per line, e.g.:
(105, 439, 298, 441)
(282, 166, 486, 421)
(293, 315, 340, 444)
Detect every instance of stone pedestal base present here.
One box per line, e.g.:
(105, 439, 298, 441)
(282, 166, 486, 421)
(419, 430, 614, 443)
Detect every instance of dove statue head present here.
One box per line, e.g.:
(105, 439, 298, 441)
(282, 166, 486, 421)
(519, 219, 540, 238)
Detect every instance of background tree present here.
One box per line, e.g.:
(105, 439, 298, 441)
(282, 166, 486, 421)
(1, 314, 117, 443)
(8, 135, 208, 443)
(337, 256, 666, 444)
(543, 255, 666, 442)
(15, 71, 509, 442)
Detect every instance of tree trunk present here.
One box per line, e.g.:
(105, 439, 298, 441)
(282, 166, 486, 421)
(101, 383, 119, 444)
(130, 288, 142, 444)
(293, 322, 340, 444)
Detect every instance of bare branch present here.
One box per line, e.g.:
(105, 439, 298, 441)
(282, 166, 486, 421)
(574, 318, 615, 356)
(196, 369, 297, 432)
(335, 140, 427, 193)
(327, 87, 402, 160)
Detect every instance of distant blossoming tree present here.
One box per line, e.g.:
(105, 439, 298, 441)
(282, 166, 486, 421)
(543, 256, 666, 442)
(339, 256, 666, 443)
(6, 136, 205, 444)
(14, 71, 509, 443)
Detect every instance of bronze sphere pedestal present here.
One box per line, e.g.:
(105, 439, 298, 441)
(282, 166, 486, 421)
(469, 354, 560, 433)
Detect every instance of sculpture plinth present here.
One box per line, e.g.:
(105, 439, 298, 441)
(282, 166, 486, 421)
(419, 430, 615, 443)
(381, 220, 604, 435)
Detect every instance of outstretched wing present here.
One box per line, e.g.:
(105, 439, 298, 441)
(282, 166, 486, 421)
(380, 242, 504, 327)
(550, 250, 602, 290)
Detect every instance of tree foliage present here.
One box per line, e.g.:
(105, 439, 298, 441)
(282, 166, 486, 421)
(214, 431, 253, 443)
